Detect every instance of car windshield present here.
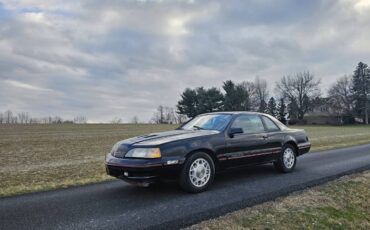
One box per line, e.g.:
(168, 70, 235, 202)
(181, 114, 232, 131)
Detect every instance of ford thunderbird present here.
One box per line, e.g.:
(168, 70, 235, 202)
(105, 112, 311, 193)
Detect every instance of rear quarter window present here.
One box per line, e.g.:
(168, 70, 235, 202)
(261, 116, 280, 132)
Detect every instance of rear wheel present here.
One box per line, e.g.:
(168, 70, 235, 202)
(274, 144, 297, 173)
(179, 152, 215, 193)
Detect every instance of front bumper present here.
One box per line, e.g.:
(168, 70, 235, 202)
(105, 153, 184, 184)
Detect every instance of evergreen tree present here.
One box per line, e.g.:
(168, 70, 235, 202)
(196, 87, 224, 113)
(223, 80, 237, 111)
(301, 94, 311, 119)
(267, 97, 277, 117)
(177, 88, 198, 118)
(258, 99, 267, 113)
(352, 62, 370, 124)
(235, 84, 250, 110)
(205, 87, 224, 112)
(277, 98, 287, 124)
(177, 87, 224, 118)
(223, 80, 250, 111)
(288, 99, 299, 119)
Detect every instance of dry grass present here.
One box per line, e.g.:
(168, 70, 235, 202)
(186, 170, 370, 230)
(0, 124, 176, 197)
(1, 124, 370, 197)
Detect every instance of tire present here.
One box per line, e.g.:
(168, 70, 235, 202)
(274, 144, 297, 173)
(179, 152, 215, 193)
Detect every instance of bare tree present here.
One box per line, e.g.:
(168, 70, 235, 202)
(17, 113, 23, 124)
(131, 115, 139, 124)
(276, 71, 321, 120)
(4, 110, 13, 124)
(151, 105, 166, 124)
(24, 112, 30, 124)
(17, 112, 29, 124)
(328, 75, 354, 115)
(254, 76, 269, 112)
(165, 107, 177, 124)
(11, 116, 17, 124)
(240, 81, 258, 110)
(29, 118, 38, 124)
(53, 116, 63, 124)
(0, 113, 3, 124)
(111, 117, 122, 124)
(152, 105, 164, 124)
(151, 105, 178, 124)
(74, 116, 87, 124)
(174, 113, 188, 124)
(40, 117, 48, 124)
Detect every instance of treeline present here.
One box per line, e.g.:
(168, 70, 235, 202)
(0, 110, 87, 124)
(175, 62, 370, 124)
(150, 105, 187, 124)
(3, 62, 369, 125)
(176, 74, 318, 124)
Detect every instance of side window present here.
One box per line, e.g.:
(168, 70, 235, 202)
(230, 115, 265, 134)
(261, 116, 280, 132)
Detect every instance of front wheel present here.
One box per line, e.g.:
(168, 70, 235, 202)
(274, 144, 297, 173)
(179, 152, 215, 193)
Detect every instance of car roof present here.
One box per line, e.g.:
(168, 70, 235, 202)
(201, 111, 266, 116)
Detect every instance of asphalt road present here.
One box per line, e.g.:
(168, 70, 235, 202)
(1, 144, 370, 230)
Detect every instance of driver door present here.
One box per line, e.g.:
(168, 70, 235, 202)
(224, 114, 268, 167)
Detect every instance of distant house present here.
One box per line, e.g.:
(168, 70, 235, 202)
(304, 98, 347, 125)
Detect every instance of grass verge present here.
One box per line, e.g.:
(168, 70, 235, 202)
(186, 170, 370, 230)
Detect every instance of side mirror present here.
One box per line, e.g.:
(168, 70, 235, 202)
(229, 128, 243, 138)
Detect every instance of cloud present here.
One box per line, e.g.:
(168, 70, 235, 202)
(0, 0, 370, 122)
(4, 79, 54, 92)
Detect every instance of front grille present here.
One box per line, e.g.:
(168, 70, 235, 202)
(106, 165, 125, 177)
(106, 165, 158, 178)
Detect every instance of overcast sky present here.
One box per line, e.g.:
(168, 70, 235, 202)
(1, 0, 370, 122)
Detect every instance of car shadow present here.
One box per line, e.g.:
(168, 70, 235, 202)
(106, 163, 280, 199)
(45, 163, 303, 217)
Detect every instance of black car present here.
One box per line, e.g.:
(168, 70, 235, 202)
(105, 112, 311, 193)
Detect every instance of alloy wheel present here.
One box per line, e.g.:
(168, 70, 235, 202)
(283, 147, 295, 169)
(189, 158, 211, 187)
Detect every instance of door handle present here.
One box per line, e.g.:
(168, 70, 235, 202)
(262, 135, 268, 139)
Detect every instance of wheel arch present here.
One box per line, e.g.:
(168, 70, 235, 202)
(185, 148, 220, 171)
(283, 140, 299, 155)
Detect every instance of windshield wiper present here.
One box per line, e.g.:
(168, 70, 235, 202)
(193, 125, 205, 130)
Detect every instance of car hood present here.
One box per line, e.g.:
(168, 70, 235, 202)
(116, 129, 220, 148)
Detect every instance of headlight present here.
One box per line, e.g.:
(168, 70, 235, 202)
(125, 148, 161, 158)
